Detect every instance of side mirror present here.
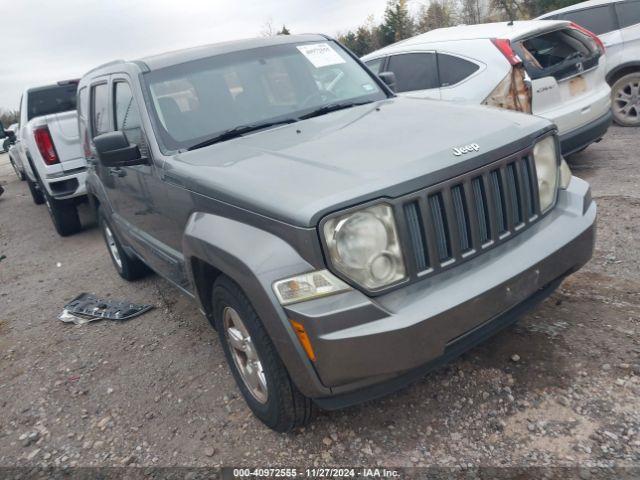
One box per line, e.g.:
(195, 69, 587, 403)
(94, 131, 145, 168)
(378, 71, 397, 92)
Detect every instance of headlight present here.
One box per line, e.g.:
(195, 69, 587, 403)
(560, 158, 572, 189)
(273, 270, 351, 306)
(533, 136, 559, 212)
(323, 204, 406, 290)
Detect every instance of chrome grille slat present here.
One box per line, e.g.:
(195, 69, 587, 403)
(399, 146, 544, 279)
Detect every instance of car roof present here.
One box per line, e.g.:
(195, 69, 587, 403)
(538, 0, 619, 18)
(362, 20, 569, 60)
(139, 33, 328, 70)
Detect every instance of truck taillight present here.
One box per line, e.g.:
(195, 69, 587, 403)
(569, 22, 606, 55)
(33, 126, 60, 166)
(491, 38, 521, 66)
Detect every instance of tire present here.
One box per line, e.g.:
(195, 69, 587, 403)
(27, 177, 45, 205)
(211, 276, 316, 432)
(9, 156, 26, 181)
(611, 72, 640, 127)
(98, 207, 149, 280)
(43, 188, 82, 237)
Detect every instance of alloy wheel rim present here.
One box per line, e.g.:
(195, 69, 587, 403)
(614, 79, 640, 123)
(104, 225, 123, 270)
(223, 306, 268, 404)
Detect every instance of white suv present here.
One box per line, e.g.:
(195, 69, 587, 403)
(539, 0, 640, 126)
(362, 20, 612, 155)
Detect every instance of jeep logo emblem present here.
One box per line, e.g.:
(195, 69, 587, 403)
(453, 143, 480, 156)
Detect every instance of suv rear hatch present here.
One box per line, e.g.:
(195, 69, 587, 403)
(512, 24, 609, 133)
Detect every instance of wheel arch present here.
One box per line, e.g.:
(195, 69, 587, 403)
(606, 62, 640, 85)
(182, 212, 331, 398)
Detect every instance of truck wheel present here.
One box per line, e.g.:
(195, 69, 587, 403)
(43, 190, 82, 237)
(27, 178, 45, 205)
(10, 157, 25, 181)
(98, 207, 149, 280)
(211, 276, 316, 432)
(611, 72, 640, 127)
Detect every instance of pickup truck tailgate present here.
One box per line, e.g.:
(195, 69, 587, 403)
(46, 110, 85, 171)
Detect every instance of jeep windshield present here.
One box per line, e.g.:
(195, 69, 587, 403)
(143, 40, 388, 152)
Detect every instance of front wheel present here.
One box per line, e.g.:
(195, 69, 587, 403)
(611, 72, 640, 127)
(10, 157, 26, 181)
(212, 276, 316, 432)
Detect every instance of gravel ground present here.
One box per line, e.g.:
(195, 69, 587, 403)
(0, 126, 638, 471)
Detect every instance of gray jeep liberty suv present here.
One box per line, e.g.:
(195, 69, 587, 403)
(78, 34, 596, 432)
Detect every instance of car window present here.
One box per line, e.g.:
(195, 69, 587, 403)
(558, 5, 619, 35)
(91, 83, 110, 137)
(143, 41, 386, 151)
(517, 28, 600, 80)
(365, 58, 385, 74)
(27, 84, 77, 121)
(114, 82, 144, 146)
(386, 53, 439, 92)
(437, 54, 480, 87)
(616, 1, 640, 29)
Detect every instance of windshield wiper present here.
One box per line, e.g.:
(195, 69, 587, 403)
(187, 118, 298, 151)
(299, 100, 373, 120)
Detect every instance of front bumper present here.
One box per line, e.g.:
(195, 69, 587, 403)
(560, 110, 612, 156)
(284, 178, 596, 404)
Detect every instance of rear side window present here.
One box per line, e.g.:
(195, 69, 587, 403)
(386, 53, 439, 92)
(558, 6, 619, 35)
(616, 1, 640, 29)
(27, 84, 77, 121)
(516, 28, 600, 81)
(365, 58, 385, 74)
(91, 83, 109, 137)
(438, 54, 479, 87)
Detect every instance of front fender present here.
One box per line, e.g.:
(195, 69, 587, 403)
(182, 212, 331, 398)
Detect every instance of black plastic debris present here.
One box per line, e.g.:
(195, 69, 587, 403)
(59, 293, 153, 325)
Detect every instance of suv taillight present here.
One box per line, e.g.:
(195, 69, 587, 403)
(569, 22, 606, 55)
(33, 126, 59, 165)
(491, 38, 521, 66)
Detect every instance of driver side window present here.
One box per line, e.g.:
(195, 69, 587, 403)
(114, 81, 148, 157)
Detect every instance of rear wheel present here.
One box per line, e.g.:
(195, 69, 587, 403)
(211, 276, 316, 432)
(98, 207, 149, 280)
(43, 187, 82, 237)
(611, 72, 640, 127)
(27, 177, 45, 205)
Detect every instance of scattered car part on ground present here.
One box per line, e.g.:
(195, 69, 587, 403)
(538, 0, 640, 127)
(77, 34, 596, 432)
(362, 20, 613, 155)
(14, 80, 87, 236)
(61, 293, 153, 323)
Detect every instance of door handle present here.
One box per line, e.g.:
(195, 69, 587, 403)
(108, 167, 126, 178)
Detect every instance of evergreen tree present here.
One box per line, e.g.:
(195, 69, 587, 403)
(380, 0, 414, 46)
(278, 25, 291, 35)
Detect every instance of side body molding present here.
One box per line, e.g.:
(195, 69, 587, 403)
(182, 212, 332, 398)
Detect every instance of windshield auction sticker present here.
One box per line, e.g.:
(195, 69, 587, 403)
(297, 43, 346, 68)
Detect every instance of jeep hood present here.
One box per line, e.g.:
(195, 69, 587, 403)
(167, 97, 552, 227)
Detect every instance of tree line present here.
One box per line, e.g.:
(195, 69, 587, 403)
(336, 0, 585, 57)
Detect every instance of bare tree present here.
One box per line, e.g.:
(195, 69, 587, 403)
(261, 18, 276, 37)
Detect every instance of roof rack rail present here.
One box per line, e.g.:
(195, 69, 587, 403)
(83, 59, 126, 76)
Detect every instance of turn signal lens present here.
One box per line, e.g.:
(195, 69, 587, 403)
(273, 270, 350, 306)
(290, 320, 316, 362)
(560, 159, 572, 189)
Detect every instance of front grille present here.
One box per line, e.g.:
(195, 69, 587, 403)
(396, 149, 544, 280)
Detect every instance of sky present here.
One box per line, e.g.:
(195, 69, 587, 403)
(0, 0, 419, 111)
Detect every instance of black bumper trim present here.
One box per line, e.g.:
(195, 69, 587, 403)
(560, 110, 612, 156)
(313, 273, 567, 410)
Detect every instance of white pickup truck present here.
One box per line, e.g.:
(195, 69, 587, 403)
(16, 80, 86, 236)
